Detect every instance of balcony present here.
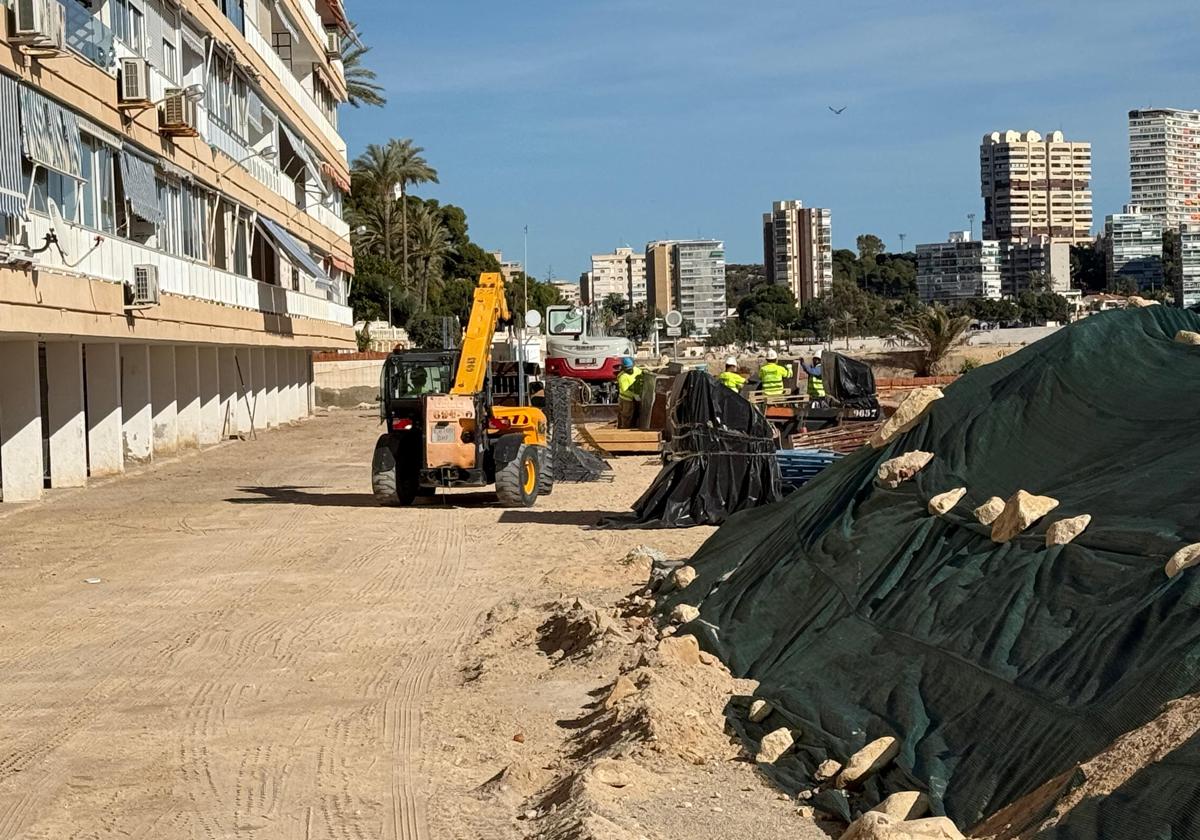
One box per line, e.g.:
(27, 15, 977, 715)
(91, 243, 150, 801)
(23, 215, 352, 327)
(60, 0, 116, 70)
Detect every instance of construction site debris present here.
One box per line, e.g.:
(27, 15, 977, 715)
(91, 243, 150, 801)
(604, 675, 639, 710)
(840, 812, 964, 840)
(1164, 542, 1200, 578)
(756, 728, 795, 764)
(837, 737, 900, 787)
(1129, 296, 1160, 307)
(748, 699, 773, 723)
(990, 490, 1060, 543)
(655, 634, 703, 666)
(868, 387, 943, 449)
(1176, 330, 1200, 345)
(814, 759, 843, 782)
(877, 451, 934, 489)
(670, 603, 700, 624)
(538, 598, 629, 660)
(1045, 514, 1092, 546)
(973, 496, 1005, 525)
(672, 565, 698, 590)
(620, 544, 667, 568)
(928, 488, 966, 516)
(871, 791, 931, 821)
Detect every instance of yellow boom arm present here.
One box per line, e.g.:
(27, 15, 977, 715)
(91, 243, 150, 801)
(451, 272, 510, 395)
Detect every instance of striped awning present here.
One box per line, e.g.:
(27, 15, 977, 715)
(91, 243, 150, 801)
(279, 120, 325, 194)
(78, 115, 122, 149)
(119, 147, 164, 224)
(320, 161, 350, 194)
(258, 215, 329, 281)
(327, 253, 354, 274)
(18, 85, 83, 179)
(0, 75, 26, 218)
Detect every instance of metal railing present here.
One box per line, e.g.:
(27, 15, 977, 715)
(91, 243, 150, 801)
(60, 0, 116, 70)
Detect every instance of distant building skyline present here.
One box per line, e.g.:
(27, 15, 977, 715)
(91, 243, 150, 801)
(980, 130, 1093, 244)
(763, 200, 833, 305)
(917, 231, 1002, 302)
(1129, 108, 1200, 229)
(589, 247, 646, 306)
(1180, 225, 1200, 307)
(1105, 203, 1165, 291)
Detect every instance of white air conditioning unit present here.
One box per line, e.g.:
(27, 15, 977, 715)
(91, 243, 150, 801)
(132, 264, 160, 306)
(160, 88, 198, 136)
(323, 26, 340, 59)
(13, 0, 65, 49)
(118, 57, 151, 104)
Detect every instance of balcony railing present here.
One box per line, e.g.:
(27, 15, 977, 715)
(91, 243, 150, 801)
(60, 0, 116, 69)
(24, 214, 352, 327)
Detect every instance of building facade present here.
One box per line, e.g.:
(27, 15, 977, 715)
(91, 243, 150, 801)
(1178, 225, 1200, 308)
(1105, 204, 1165, 292)
(762, 199, 832, 305)
(672, 240, 726, 334)
(644, 241, 673, 316)
(0, 0, 356, 502)
(550, 281, 581, 306)
(980, 130, 1093, 243)
(916, 232, 1002, 303)
(1001, 237, 1071, 297)
(1129, 108, 1200, 229)
(489, 251, 523, 285)
(589, 247, 646, 306)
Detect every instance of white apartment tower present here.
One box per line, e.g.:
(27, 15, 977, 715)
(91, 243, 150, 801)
(589, 247, 646, 306)
(1180, 225, 1200, 308)
(0, 0, 356, 502)
(916, 232, 1002, 303)
(762, 200, 832, 305)
(1105, 204, 1165, 292)
(1129, 108, 1200, 229)
(980, 130, 1093, 243)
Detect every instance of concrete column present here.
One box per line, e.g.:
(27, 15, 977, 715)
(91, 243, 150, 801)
(232, 347, 254, 435)
(120, 344, 153, 463)
(251, 348, 267, 431)
(283, 349, 299, 422)
(45, 341, 87, 488)
(149, 345, 178, 456)
(304, 350, 314, 417)
(263, 348, 280, 429)
(198, 346, 222, 446)
(0, 340, 44, 502)
(85, 343, 123, 477)
(175, 345, 200, 449)
(218, 348, 238, 439)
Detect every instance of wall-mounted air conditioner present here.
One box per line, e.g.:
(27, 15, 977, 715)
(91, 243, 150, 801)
(12, 0, 65, 50)
(131, 264, 160, 306)
(118, 57, 151, 104)
(160, 88, 199, 137)
(323, 27, 340, 59)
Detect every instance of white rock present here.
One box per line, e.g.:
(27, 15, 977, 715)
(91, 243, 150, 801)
(928, 488, 966, 516)
(1165, 543, 1200, 578)
(813, 758, 842, 782)
(1045, 514, 1092, 547)
(973, 496, 1005, 525)
(869, 388, 944, 449)
(1129, 296, 1160, 308)
(748, 699, 772, 723)
(837, 737, 900, 787)
(1176, 330, 1200, 346)
(672, 565, 698, 589)
(870, 791, 931, 821)
(839, 812, 964, 840)
(990, 490, 1060, 543)
(755, 727, 794, 764)
(877, 451, 934, 489)
(656, 634, 701, 666)
(670, 603, 700, 624)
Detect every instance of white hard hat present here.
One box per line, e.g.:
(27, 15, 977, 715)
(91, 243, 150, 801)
(766, 349, 778, 361)
(725, 356, 737, 367)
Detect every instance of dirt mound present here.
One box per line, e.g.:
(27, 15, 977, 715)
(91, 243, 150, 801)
(537, 598, 632, 661)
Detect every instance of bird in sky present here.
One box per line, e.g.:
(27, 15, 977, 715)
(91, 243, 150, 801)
(828, 105, 847, 115)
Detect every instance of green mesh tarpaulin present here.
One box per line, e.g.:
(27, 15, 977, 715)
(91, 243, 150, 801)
(665, 307, 1200, 834)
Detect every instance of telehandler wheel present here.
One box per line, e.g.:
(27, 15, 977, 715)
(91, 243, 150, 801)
(495, 444, 540, 508)
(371, 434, 418, 506)
(536, 445, 554, 496)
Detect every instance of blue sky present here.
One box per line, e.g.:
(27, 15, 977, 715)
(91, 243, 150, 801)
(341, 0, 1199, 281)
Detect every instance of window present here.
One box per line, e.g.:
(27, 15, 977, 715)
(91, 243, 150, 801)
(23, 162, 78, 222)
(214, 0, 245, 33)
(156, 176, 182, 255)
(272, 31, 292, 63)
(206, 52, 250, 141)
(163, 39, 178, 83)
(129, 4, 145, 53)
(79, 136, 117, 234)
(181, 182, 209, 261)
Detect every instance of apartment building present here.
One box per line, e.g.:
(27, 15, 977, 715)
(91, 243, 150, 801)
(589, 247, 646, 306)
(1129, 108, 1200, 229)
(916, 232, 1002, 303)
(762, 200, 832, 305)
(1105, 204, 1165, 292)
(550, 281, 581, 307)
(488, 250, 523, 285)
(672, 240, 726, 334)
(1001, 237, 1071, 297)
(1180, 226, 1200, 308)
(0, 0, 356, 502)
(644, 241, 673, 315)
(980, 130, 1093, 243)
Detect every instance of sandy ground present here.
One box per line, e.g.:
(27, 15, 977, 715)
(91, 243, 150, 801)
(0, 410, 818, 840)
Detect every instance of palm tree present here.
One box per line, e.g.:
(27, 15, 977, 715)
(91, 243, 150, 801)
(895, 305, 973, 375)
(351, 142, 404, 262)
(408, 206, 455, 310)
(340, 26, 386, 108)
(391, 140, 438, 293)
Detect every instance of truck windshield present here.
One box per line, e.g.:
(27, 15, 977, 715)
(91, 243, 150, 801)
(382, 358, 454, 398)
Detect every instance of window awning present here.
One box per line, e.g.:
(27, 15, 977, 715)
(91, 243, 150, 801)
(320, 161, 350, 194)
(0, 75, 27, 218)
(18, 85, 83, 179)
(78, 115, 123, 149)
(119, 147, 164, 225)
(278, 121, 326, 195)
(327, 253, 354, 274)
(258, 215, 329, 281)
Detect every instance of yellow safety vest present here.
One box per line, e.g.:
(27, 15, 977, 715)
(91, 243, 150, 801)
(758, 362, 791, 396)
(718, 370, 746, 392)
(617, 367, 642, 401)
(807, 373, 825, 398)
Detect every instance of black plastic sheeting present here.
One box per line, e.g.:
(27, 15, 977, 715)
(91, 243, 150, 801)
(661, 307, 1200, 835)
(602, 370, 782, 528)
(544, 377, 611, 482)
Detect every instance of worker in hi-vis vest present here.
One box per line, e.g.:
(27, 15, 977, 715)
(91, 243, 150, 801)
(718, 357, 746, 392)
(757, 349, 792, 397)
(800, 355, 825, 398)
(616, 356, 643, 428)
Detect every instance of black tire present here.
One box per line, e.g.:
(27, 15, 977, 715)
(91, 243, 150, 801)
(371, 434, 418, 507)
(536, 445, 554, 496)
(495, 444, 540, 508)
